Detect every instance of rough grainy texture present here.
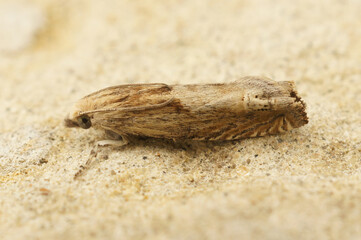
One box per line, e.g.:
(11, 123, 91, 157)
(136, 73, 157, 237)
(0, 0, 360, 239)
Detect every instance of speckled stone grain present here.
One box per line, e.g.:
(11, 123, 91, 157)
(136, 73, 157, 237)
(0, 0, 360, 240)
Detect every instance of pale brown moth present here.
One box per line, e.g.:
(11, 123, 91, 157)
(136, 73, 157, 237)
(65, 76, 308, 178)
(65, 76, 308, 144)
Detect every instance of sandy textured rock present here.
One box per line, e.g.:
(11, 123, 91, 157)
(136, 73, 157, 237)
(0, 0, 360, 239)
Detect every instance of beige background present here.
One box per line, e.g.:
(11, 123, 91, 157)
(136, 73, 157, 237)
(0, 0, 360, 239)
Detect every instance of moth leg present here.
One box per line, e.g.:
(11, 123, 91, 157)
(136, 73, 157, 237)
(74, 144, 100, 180)
(73, 133, 129, 180)
(96, 138, 129, 147)
(102, 130, 130, 146)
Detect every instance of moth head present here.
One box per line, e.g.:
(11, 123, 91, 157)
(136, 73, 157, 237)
(64, 113, 92, 129)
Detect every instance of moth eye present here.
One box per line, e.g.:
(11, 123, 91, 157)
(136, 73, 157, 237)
(77, 115, 92, 129)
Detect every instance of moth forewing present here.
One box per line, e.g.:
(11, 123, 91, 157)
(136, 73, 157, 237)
(64, 76, 308, 144)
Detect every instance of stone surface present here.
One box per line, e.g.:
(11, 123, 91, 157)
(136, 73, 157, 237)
(0, 0, 360, 239)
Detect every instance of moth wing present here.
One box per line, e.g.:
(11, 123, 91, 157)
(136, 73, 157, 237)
(78, 83, 174, 115)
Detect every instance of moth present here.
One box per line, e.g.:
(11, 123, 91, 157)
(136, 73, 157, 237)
(64, 76, 308, 146)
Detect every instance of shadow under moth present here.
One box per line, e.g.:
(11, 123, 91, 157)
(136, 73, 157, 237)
(64, 76, 308, 178)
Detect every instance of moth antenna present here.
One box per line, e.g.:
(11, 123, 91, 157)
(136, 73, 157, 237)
(79, 97, 174, 115)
